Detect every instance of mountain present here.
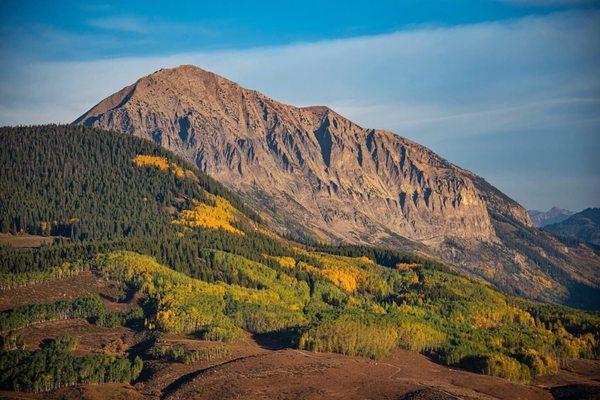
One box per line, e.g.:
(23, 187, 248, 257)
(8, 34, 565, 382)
(74, 65, 600, 309)
(529, 207, 574, 228)
(544, 208, 600, 246)
(1, 125, 599, 399)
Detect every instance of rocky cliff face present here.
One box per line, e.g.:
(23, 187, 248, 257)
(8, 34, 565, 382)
(75, 65, 600, 308)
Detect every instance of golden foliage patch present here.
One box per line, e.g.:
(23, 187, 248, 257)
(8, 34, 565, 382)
(308, 253, 374, 293)
(173, 195, 244, 235)
(133, 155, 186, 177)
(395, 262, 422, 271)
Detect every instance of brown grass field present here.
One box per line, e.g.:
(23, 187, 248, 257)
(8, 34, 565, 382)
(0, 233, 54, 248)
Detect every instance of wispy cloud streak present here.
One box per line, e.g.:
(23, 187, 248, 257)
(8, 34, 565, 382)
(87, 17, 151, 33)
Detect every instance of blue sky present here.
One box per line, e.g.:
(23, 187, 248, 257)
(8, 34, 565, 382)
(1, 0, 599, 210)
(1, 0, 598, 61)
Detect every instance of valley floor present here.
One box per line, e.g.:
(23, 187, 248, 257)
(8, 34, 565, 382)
(1, 273, 598, 400)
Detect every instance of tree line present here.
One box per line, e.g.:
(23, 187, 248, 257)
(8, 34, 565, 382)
(0, 335, 142, 393)
(0, 295, 143, 333)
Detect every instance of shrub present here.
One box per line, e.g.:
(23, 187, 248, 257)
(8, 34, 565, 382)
(517, 349, 558, 377)
(0, 333, 24, 351)
(196, 321, 240, 342)
(150, 342, 230, 364)
(0, 347, 143, 392)
(396, 321, 445, 352)
(299, 314, 399, 360)
(461, 354, 531, 382)
(102, 338, 128, 355)
(94, 308, 144, 329)
(49, 336, 79, 352)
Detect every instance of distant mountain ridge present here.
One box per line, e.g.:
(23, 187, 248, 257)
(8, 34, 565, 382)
(74, 65, 600, 308)
(529, 207, 574, 228)
(544, 208, 600, 247)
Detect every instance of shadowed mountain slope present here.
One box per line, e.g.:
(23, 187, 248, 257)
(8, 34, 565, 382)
(544, 208, 600, 247)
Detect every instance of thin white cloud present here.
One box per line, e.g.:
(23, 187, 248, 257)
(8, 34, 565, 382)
(87, 16, 151, 34)
(85, 16, 216, 36)
(339, 97, 600, 127)
(1, 10, 598, 209)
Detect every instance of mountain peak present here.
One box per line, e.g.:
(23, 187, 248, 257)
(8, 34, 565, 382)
(528, 207, 574, 228)
(149, 64, 218, 78)
(74, 64, 507, 243)
(138, 64, 239, 90)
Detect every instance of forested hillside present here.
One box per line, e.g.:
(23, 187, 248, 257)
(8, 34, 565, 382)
(0, 125, 599, 394)
(0, 124, 257, 240)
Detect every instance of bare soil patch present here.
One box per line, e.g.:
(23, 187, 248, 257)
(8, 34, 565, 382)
(136, 331, 268, 398)
(0, 271, 141, 312)
(160, 346, 552, 400)
(15, 318, 137, 355)
(533, 358, 600, 388)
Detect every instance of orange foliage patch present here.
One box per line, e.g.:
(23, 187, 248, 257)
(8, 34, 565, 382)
(470, 315, 498, 329)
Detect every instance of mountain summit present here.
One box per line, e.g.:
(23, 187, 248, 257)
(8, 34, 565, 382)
(529, 207, 574, 228)
(75, 65, 600, 308)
